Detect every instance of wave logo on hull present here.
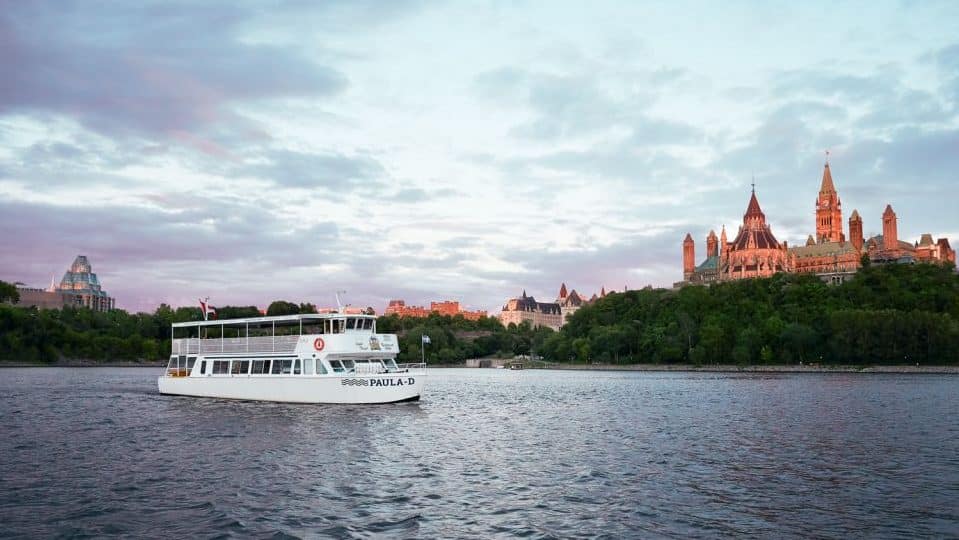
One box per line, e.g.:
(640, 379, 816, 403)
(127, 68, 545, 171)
(341, 378, 416, 387)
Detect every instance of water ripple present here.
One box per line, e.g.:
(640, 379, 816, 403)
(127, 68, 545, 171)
(0, 368, 958, 538)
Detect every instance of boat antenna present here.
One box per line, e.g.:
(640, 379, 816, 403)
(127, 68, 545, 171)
(335, 290, 347, 312)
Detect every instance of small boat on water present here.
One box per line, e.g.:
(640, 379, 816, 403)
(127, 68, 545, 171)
(157, 313, 425, 404)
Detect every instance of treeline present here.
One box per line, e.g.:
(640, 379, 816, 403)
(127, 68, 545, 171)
(0, 291, 550, 363)
(3, 263, 958, 365)
(377, 313, 552, 363)
(540, 262, 959, 365)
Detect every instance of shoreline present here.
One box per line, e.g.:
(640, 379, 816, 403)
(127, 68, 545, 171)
(2, 362, 957, 374)
(539, 363, 959, 374)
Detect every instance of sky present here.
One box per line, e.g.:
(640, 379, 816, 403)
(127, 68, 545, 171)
(1, 1, 958, 314)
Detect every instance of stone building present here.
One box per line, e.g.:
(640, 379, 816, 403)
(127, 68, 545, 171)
(788, 164, 862, 277)
(683, 187, 791, 283)
(499, 291, 562, 330)
(385, 299, 487, 320)
(681, 159, 955, 285)
(12, 255, 115, 311)
(555, 283, 588, 325)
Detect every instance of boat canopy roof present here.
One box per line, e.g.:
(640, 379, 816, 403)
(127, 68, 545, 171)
(172, 313, 375, 329)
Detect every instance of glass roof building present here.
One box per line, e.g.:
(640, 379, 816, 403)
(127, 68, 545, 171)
(54, 256, 115, 311)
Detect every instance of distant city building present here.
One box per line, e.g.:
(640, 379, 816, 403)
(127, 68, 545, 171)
(499, 284, 614, 330)
(555, 283, 589, 324)
(681, 160, 956, 286)
(385, 299, 486, 321)
(499, 290, 562, 330)
(12, 255, 116, 311)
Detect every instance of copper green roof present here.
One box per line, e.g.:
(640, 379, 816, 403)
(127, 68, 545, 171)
(694, 255, 720, 272)
(789, 241, 860, 258)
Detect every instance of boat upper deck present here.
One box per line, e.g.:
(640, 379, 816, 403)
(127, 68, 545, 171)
(170, 313, 388, 356)
(172, 313, 376, 329)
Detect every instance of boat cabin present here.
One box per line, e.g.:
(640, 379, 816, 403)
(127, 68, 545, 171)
(166, 313, 402, 378)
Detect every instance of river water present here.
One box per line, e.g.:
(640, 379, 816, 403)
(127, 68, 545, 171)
(0, 368, 957, 538)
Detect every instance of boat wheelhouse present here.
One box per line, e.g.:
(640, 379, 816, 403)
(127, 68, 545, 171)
(157, 313, 425, 404)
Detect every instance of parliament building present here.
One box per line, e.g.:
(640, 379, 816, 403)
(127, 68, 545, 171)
(681, 160, 955, 285)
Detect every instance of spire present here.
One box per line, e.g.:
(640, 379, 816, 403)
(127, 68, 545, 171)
(820, 161, 836, 194)
(683, 233, 694, 243)
(850, 209, 861, 221)
(744, 190, 765, 221)
(600, 286, 606, 297)
(558, 283, 568, 299)
(522, 290, 527, 298)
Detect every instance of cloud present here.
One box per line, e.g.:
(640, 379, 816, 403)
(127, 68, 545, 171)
(0, 3, 348, 149)
(238, 149, 386, 190)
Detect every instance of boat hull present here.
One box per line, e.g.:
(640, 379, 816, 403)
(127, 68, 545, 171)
(158, 374, 424, 404)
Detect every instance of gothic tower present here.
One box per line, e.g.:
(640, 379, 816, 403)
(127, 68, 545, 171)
(815, 160, 844, 243)
(683, 233, 695, 279)
(720, 225, 728, 260)
(706, 230, 718, 257)
(882, 205, 898, 251)
(849, 210, 864, 252)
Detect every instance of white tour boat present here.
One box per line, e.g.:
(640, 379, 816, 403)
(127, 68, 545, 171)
(157, 313, 425, 404)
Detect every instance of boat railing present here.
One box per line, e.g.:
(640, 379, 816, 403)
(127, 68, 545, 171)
(171, 335, 300, 355)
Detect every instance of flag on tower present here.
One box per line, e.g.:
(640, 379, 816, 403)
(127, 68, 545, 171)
(421, 334, 431, 345)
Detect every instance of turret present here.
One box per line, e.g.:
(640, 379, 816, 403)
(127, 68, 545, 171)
(706, 230, 718, 257)
(558, 283, 568, 300)
(882, 205, 898, 251)
(683, 233, 695, 279)
(719, 225, 729, 262)
(849, 209, 863, 251)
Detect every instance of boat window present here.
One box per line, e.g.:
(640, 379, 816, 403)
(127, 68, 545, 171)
(212, 360, 230, 374)
(328, 360, 344, 373)
(332, 319, 345, 333)
(251, 360, 269, 374)
(303, 323, 323, 335)
(167, 356, 176, 370)
(187, 357, 197, 369)
(363, 319, 373, 330)
(341, 359, 355, 372)
(271, 359, 293, 375)
(231, 360, 250, 375)
(304, 358, 313, 375)
(316, 361, 328, 375)
(293, 359, 301, 375)
(324, 320, 332, 334)
(346, 318, 356, 330)
(385, 359, 398, 370)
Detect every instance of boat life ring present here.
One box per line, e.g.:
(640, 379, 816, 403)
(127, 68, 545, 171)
(313, 338, 325, 351)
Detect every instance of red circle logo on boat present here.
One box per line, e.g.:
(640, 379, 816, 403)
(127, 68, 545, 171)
(313, 338, 325, 351)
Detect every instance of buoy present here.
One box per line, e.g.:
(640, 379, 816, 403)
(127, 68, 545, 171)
(314, 338, 325, 351)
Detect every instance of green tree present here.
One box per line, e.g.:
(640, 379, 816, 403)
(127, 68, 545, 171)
(267, 301, 300, 316)
(0, 280, 19, 304)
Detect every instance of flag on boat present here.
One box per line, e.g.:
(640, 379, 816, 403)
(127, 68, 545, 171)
(421, 334, 431, 344)
(199, 298, 217, 321)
